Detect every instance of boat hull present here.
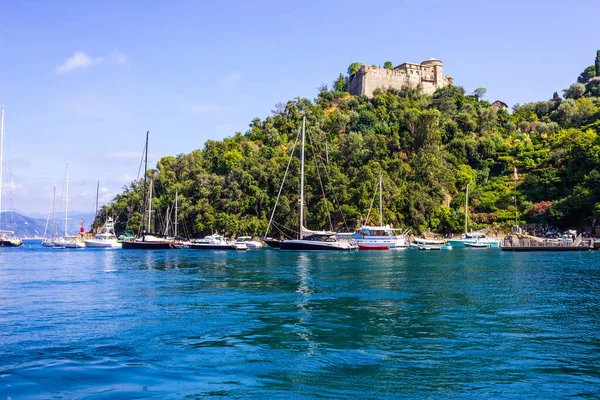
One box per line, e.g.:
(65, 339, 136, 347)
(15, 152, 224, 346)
(84, 240, 122, 248)
(1, 239, 23, 247)
(122, 241, 172, 250)
(358, 244, 389, 250)
(263, 239, 281, 248)
(356, 237, 408, 249)
(280, 239, 356, 251)
(189, 244, 236, 250)
(447, 239, 500, 248)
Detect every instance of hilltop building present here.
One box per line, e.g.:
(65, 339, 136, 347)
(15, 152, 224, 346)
(491, 100, 508, 111)
(348, 58, 453, 97)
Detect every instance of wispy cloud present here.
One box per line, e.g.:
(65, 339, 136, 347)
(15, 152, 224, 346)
(220, 71, 242, 88)
(56, 50, 128, 73)
(189, 103, 221, 114)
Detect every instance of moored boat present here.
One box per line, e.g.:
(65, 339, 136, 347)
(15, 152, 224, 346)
(279, 117, 356, 252)
(189, 235, 238, 250)
(358, 243, 390, 250)
(262, 237, 281, 248)
(122, 234, 172, 250)
(0, 108, 22, 247)
(234, 236, 263, 249)
(464, 241, 491, 248)
(121, 132, 172, 250)
(84, 217, 122, 248)
(356, 176, 409, 249)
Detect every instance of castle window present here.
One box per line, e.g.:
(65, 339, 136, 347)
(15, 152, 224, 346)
(410, 70, 413, 74)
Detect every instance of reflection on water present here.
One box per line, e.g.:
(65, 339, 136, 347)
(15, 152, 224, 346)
(1, 247, 600, 398)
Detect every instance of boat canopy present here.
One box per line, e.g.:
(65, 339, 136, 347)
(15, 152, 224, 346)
(301, 225, 336, 238)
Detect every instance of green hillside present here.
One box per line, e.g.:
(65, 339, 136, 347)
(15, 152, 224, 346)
(98, 51, 600, 238)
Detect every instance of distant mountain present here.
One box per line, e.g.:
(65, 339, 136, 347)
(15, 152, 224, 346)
(0, 212, 95, 238)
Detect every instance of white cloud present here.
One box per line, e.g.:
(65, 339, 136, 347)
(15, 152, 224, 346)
(220, 71, 242, 88)
(189, 103, 221, 114)
(56, 50, 128, 73)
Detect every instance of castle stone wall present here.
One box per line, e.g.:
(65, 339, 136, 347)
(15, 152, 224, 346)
(348, 58, 451, 97)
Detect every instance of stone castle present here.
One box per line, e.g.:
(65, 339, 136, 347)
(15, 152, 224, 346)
(348, 58, 453, 97)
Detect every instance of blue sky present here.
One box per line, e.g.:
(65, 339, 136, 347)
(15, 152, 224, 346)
(0, 0, 598, 214)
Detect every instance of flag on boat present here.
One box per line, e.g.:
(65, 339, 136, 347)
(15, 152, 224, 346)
(513, 166, 518, 180)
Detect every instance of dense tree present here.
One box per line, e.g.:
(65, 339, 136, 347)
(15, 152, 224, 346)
(563, 83, 586, 99)
(383, 61, 393, 69)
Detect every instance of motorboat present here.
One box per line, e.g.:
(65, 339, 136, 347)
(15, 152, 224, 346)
(189, 235, 240, 250)
(464, 241, 491, 248)
(234, 236, 263, 249)
(84, 217, 122, 248)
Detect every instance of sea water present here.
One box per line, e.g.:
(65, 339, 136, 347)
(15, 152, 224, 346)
(1, 245, 600, 398)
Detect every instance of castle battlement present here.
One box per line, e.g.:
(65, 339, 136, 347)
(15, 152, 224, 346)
(348, 58, 453, 97)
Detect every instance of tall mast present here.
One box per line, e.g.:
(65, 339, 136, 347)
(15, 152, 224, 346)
(0, 107, 4, 227)
(174, 190, 178, 238)
(64, 163, 69, 237)
(464, 184, 469, 235)
(51, 187, 56, 240)
(148, 179, 153, 234)
(95, 180, 99, 216)
(379, 175, 383, 226)
(140, 131, 149, 236)
(299, 116, 305, 239)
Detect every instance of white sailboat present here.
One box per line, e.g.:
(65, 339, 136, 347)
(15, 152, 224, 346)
(41, 187, 57, 247)
(53, 164, 84, 248)
(356, 176, 409, 249)
(446, 184, 499, 248)
(280, 116, 356, 251)
(0, 107, 23, 247)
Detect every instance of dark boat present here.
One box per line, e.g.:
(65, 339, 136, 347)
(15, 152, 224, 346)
(263, 237, 281, 248)
(275, 117, 357, 252)
(120, 131, 172, 250)
(280, 234, 356, 251)
(121, 234, 172, 250)
(0, 237, 23, 247)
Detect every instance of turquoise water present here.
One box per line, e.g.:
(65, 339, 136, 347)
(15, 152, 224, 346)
(1, 245, 600, 398)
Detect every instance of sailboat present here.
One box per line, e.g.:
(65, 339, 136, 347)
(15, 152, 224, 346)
(52, 164, 84, 248)
(41, 187, 57, 247)
(446, 184, 500, 248)
(355, 175, 409, 249)
(121, 131, 172, 250)
(0, 108, 23, 247)
(279, 117, 356, 251)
